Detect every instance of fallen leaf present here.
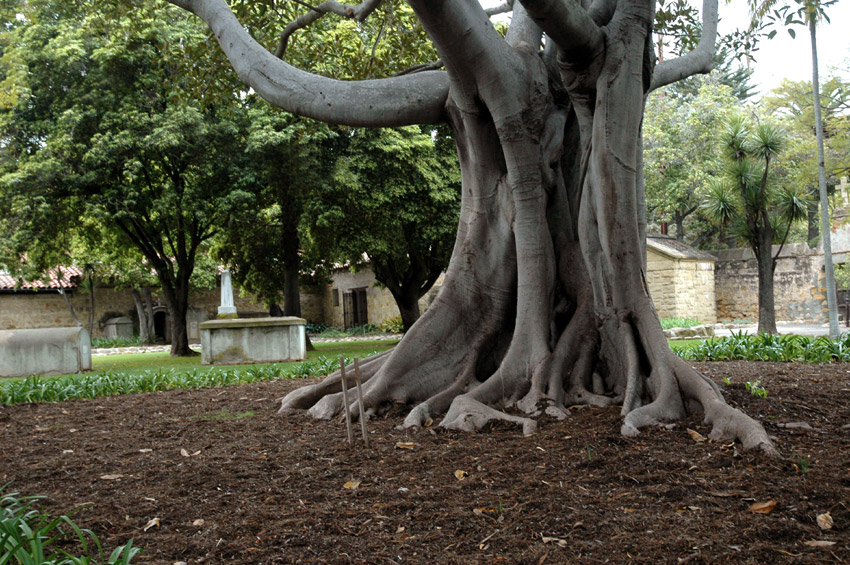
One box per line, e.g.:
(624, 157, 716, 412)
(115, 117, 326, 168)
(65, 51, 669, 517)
(541, 536, 568, 548)
(180, 448, 190, 457)
(100, 474, 123, 480)
(192, 519, 205, 527)
(396, 526, 405, 534)
(454, 470, 469, 481)
(804, 540, 836, 548)
(395, 442, 415, 450)
(750, 500, 777, 514)
(143, 517, 160, 532)
(474, 507, 496, 516)
(139, 449, 152, 453)
(62, 450, 74, 454)
(343, 480, 361, 490)
(817, 512, 834, 531)
(687, 428, 707, 443)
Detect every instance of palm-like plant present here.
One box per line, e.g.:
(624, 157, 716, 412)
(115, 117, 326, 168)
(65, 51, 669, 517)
(703, 115, 812, 334)
(747, 0, 840, 337)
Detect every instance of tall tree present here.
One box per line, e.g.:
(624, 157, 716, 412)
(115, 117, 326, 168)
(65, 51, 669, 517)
(764, 77, 850, 242)
(749, 0, 840, 337)
(308, 124, 461, 331)
(0, 0, 251, 355)
(215, 104, 334, 323)
(703, 115, 810, 334)
(644, 78, 738, 240)
(167, 0, 776, 453)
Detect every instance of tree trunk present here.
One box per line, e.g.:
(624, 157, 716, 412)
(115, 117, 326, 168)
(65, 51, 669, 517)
(59, 289, 83, 328)
(810, 19, 840, 338)
(87, 273, 95, 338)
(131, 288, 151, 343)
(755, 233, 777, 334)
(161, 276, 194, 357)
(392, 289, 421, 332)
(171, 0, 774, 453)
(142, 286, 156, 344)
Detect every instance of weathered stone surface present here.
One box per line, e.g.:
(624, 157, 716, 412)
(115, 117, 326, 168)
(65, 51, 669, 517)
(199, 317, 306, 365)
(103, 316, 133, 339)
(713, 243, 829, 324)
(645, 236, 717, 324)
(0, 327, 91, 377)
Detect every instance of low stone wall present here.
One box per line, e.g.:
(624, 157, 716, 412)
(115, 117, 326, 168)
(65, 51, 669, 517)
(199, 317, 306, 365)
(0, 327, 91, 377)
(0, 286, 276, 339)
(713, 243, 828, 324)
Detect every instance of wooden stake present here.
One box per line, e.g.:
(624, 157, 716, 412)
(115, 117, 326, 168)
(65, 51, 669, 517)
(353, 357, 368, 448)
(339, 357, 353, 445)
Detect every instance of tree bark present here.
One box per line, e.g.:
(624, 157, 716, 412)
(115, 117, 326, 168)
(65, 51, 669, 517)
(131, 287, 151, 343)
(755, 230, 777, 334)
(810, 19, 840, 338)
(142, 286, 156, 343)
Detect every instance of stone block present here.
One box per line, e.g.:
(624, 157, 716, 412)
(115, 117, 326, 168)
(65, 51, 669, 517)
(200, 317, 306, 365)
(0, 327, 92, 377)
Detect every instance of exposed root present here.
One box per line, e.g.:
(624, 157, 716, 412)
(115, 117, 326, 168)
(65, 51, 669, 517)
(277, 350, 391, 414)
(441, 396, 537, 435)
(671, 357, 778, 456)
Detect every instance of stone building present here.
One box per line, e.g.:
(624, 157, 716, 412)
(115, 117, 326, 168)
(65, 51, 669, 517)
(645, 235, 717, 323)
(318, 266, 443, 329)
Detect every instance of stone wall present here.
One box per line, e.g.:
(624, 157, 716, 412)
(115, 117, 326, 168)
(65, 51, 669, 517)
(713, 243, 828, 323)
(646, 249, 717, 324)
(0, 286, 268, 339)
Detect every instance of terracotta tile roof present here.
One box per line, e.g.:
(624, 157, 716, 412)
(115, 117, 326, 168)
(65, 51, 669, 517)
(0, 266, 83, 291)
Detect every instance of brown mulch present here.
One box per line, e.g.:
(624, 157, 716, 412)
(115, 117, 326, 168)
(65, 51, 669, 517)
(2, 362, 849, 564)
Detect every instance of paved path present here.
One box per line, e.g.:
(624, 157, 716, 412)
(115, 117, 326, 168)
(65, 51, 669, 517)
(713, 323, 845, 338)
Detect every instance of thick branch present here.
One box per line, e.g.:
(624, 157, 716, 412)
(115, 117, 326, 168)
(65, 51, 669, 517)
(649, 0, 718, 91)
(275, 0, 383, 58)
(167, 0, 449, 127)
(517, 0, 604, 69)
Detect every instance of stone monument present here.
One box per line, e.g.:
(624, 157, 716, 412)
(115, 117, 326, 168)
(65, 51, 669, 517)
(217, 269, 238, 319)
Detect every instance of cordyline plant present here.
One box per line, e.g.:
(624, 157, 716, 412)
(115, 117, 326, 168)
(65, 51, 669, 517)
(166, 0, 776, 454)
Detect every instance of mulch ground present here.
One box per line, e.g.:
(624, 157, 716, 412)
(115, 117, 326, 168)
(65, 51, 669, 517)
(2, 361, 849, 564)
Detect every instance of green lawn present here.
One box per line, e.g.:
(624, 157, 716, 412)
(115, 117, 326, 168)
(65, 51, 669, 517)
(92, 339, 399, 374)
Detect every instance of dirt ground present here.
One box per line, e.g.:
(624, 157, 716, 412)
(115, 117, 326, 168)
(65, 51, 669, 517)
(2, 361, 849, 564)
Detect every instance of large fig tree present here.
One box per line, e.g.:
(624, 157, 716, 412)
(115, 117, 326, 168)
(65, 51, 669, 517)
(168, 0, 776, 452)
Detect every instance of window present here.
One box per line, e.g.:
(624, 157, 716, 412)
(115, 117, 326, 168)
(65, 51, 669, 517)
(333, 288, 340, 307)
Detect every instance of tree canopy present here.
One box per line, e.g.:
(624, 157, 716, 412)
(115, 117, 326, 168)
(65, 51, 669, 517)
(0, 0, 253, 355)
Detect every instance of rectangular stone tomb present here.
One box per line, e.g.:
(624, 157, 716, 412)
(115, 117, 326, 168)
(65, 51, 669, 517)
(0, 327, 92, 378)
(199, 317, 306, 365)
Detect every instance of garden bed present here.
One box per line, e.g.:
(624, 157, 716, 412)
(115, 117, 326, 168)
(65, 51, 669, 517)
(1, 361, 848, 563)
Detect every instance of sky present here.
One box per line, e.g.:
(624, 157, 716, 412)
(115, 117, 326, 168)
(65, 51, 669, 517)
(717, 0, 850, 98)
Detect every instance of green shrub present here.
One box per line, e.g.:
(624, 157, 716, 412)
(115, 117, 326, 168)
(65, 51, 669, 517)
(314, 324, 383, 338)
(1, 487, 138, 564)
(660, 318, 703, 330)
(378, 317, 404, 333)
(305, 322, 327, 335)
(91, 336, 142, 349)
(0, 354, 377, 405)
(677, 332, 850, 363)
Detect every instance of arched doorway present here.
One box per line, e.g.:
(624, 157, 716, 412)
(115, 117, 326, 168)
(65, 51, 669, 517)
(153, 308, 171, 343)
